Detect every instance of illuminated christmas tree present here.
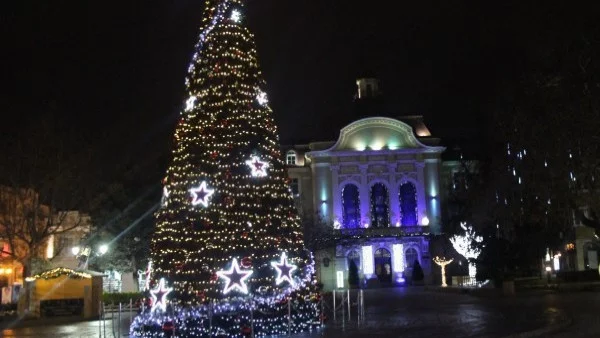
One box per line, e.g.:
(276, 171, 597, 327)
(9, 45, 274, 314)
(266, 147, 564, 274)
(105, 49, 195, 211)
(131, 1, 319, 336)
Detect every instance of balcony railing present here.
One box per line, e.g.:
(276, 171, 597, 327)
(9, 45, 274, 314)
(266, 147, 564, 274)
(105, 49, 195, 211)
(335, 226, 429, 239)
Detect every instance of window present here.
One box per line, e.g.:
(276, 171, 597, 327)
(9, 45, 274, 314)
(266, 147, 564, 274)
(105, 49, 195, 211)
(370, 183, 390, 228)
(286, 151, 296, 165)
(405, 247, 419, 269)
(342, 184, 360, 228)
(58, 236, 73, 251)
(399, 182, 418, 226)
(290, 178, 299, 196)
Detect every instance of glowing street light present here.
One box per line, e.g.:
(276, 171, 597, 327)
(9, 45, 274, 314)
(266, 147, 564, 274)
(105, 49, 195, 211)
(98, 244, 109, 256)
(71, 246, 81, 256)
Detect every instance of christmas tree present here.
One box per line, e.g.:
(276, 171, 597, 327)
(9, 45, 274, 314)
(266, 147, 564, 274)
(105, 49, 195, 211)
(130, 0, 319, 336)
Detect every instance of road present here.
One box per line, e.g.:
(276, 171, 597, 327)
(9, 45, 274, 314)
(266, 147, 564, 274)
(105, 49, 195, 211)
(1, 287, 599, 337)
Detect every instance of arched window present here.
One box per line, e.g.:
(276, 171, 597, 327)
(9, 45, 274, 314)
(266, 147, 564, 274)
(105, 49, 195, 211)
(286, 151, 296, 165)
(405, 247, 419, 269)
(374, 248, 392, 282)
(342, 184, 360, 229)
(399, 182, 418, 226)
(370, 183, 389, 228)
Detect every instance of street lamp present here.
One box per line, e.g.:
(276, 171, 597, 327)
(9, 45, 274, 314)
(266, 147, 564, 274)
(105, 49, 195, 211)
(98, 244, 109, 255)
(72, 244, 109, 270)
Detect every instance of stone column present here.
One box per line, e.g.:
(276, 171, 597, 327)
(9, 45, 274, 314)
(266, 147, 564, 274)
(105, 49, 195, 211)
(330, 165, 341, 224)
(415, 161, 427, 225)
(359, 164, 370, 227)
(388, 164, 399, 226)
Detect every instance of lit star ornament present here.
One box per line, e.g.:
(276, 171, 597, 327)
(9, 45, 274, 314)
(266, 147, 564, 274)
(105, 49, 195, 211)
(149, 278, 172, 312)
(185, 95, 197, 111)
(230, 10, 241, 23)
(217, 258, 253, 294)
(161, 187, 170, 207)
(256, 91, 268, 106)
(189, 181, 215, 207)
(245, 156, 269, 177)
(271, 252, 297, 286)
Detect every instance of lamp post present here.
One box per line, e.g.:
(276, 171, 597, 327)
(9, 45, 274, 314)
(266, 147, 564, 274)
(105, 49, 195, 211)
(433, 256, 454, 287)
(72, 244, 109, 270)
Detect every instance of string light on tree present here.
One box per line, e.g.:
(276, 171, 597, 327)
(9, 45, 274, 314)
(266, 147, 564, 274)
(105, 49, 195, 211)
(450, 222, 483, 278)
(149, 278, 173, 313)
(189, 181, 215, 207)
(245, 155, 269, 177)
(134, 0, 319, 335)
(271, 252, 297, 286)
(216, 258, 253, 294)
(433, 256, 454, 287)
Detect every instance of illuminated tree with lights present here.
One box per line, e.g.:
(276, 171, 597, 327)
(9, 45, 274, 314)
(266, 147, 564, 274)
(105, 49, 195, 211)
(450, 222, 483, 278)
(131, 1, 318, 336)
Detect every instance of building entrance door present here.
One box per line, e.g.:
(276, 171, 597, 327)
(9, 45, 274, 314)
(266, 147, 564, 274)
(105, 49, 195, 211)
(374, 248, 392, 283)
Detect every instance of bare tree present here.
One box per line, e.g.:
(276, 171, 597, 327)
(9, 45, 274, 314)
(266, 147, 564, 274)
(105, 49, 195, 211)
(0, 115, 93, 278)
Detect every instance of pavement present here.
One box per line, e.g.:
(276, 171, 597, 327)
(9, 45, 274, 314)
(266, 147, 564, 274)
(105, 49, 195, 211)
(1, 287, 599, 338)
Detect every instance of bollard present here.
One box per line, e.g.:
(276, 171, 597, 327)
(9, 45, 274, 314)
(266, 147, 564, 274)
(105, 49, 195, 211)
(208, 301, 213, 338)
(118, 303, 122, 337)
(287, 297, 291, 336)
(250, 304, 254, 338)
(332, 290, 336, 321)
(129, 299, 133, 327)
(99, 300, 102, 338)
(103, 302, 107, 338)
(320, 295, 324, 326)
(347, 289, 351, 322)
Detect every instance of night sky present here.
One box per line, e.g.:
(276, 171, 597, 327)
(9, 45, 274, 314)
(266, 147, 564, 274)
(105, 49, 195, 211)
(1, 1, 596, 182)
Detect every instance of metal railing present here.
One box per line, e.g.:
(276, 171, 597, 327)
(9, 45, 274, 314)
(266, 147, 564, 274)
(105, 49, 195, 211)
(98, 299, 138, 338)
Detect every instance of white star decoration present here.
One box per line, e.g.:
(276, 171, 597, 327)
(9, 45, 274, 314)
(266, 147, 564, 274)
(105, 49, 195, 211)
(190, 181, 215, 207)
(271, 252, 297, 286)
(217, 258, 253, 294)
(185, 96, 197, 111)
(256, 91, 268, 106)
(150, 278, 172, 312)
(161, 186, 170, 207)
(230, 10, 242, 23)
(245, 155, 269, 177)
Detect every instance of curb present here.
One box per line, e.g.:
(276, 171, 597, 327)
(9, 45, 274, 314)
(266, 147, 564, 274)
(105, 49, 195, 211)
(500, 312, 572, 338)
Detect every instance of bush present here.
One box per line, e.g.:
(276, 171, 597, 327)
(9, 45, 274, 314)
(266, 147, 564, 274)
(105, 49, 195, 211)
(102, 292, 143, 304)
(412, 260, 424, 281)
(348, 260, 359, 287)
(556, 270, 600, 283)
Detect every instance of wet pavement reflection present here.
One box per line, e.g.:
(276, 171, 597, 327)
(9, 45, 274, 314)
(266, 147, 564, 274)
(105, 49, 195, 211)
(2, 287, 599, 337)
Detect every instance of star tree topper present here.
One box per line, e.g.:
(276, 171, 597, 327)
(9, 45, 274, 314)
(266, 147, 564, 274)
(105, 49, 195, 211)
(271, 252, 297, 286)
(245, 155, 269, 177)
(150, 278, 173, 312)
(217, 258, 253, 294)
(190, 181, 215, 207)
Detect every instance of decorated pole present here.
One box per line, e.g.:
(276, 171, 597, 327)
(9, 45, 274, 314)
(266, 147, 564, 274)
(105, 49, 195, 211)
(433, 256, 454, 287)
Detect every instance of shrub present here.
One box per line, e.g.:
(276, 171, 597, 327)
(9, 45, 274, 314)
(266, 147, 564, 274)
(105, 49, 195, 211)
(412, 260, 424, 281)
(102, 292, 143, 304)
(348, 260, 359, 287)
(556, 270, 600, 283)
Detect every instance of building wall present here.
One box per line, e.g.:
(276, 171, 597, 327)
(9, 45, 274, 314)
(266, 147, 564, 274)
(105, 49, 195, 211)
(285, 117, 444, 290)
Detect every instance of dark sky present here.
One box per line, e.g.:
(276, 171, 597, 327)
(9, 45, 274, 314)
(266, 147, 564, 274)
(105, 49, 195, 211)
(1, 1, 596, 180)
